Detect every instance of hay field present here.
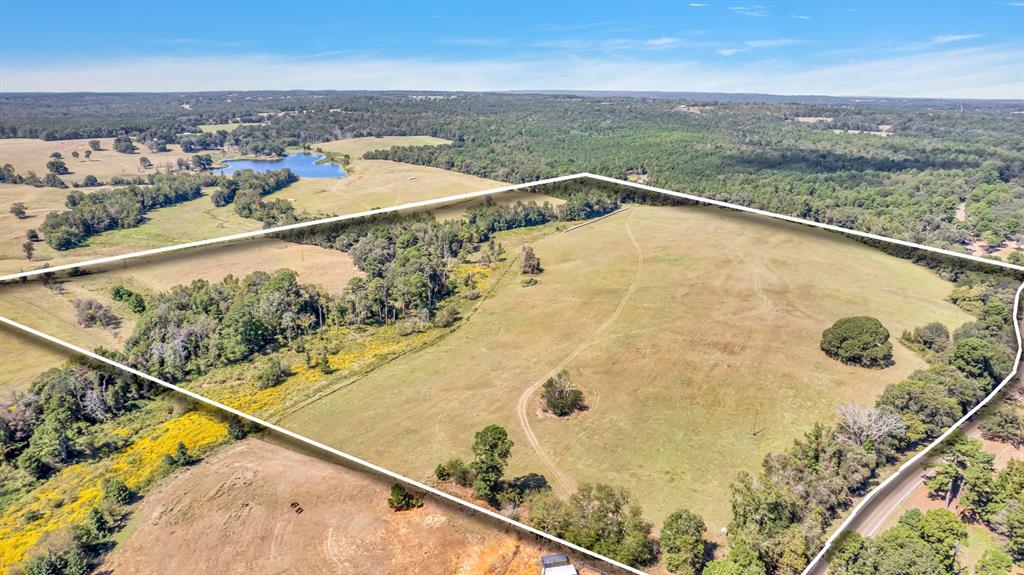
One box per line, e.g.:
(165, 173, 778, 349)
(279, 204, 974, 534)
(315, 135, 450, 158)
(265, 159, 505, 216)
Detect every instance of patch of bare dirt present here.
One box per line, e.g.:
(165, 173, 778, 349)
(98, 437, 587, 575)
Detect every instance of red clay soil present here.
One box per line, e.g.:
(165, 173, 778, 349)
(97, 437, 594, 575)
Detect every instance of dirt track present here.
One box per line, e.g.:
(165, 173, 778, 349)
(516, 210, 643, 496)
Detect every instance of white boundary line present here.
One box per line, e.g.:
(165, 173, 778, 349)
(805, 279, 1023, 574)
(1, 172, 1022, 575)
(0, 314, 647, 575)
(2, 172, 1022, 283)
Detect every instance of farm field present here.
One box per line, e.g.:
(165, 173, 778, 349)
(99, 437, 580, 575)
(0, 137, 210, 184)
(274, 203, 975, 534)
(0, 136, 507, 277)
(0, 237, 360, 393)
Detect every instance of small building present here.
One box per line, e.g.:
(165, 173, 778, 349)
(540, 554, 579, 575)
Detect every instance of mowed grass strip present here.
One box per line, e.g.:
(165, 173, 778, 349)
(280, 204, 973, 535)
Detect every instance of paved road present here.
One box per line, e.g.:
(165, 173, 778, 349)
(806, 309, 1023, 575)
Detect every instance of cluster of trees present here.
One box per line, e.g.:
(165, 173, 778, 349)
(0, 361, 152, 478)
(39, 173, 209, 249)
(1, 162, 67, 188)
(528, 483, 658, 567)
(820, 316, 894, 368)
(717, 271, 1018, 574)
(917, 430, 1024, 565)
(209, 168, 299, 225)
(829, 508, 986, 575)
(124, 270, 325, 383)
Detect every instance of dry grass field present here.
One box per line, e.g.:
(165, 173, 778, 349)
(0, 137, 212, 184)
(98, 437, 582, 575)
(314, 135, 450, 158)
(0, 136, 504, 277)
(0, 238, 360, 394)
(275, 203, 974, 534)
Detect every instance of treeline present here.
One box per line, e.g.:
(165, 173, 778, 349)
(5, 92, 1021, 249)
(36, 168, 298, 250)
(39, 173, 209, 250)
(713, 270, 1019, 575)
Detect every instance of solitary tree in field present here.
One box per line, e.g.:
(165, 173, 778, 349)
(88, 140, 101, 151)
(22, 241, 34, 260)
(820, 316, 893, 368)
(139, 157, 153, 170)
(49, 151, 62, 159)
(71, 150, 79, 160)
(113, 134, 136, 154)
(470, 425, 514, 501)
(46, 158, 69, 175)
(9, 202, 27, 219)
(521, 244, 542, 274)
(541, 370, 585, 416)
(84, 150, 92, 160)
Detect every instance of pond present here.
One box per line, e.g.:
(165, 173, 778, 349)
(216, 152, 347, 178)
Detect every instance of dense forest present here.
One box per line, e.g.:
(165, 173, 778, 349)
(2, 92, 1022, 254)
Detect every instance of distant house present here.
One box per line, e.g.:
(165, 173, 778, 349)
(540, 554, 579, 575)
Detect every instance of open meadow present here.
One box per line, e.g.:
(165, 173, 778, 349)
(273, 203, 975, 534)
(0, 137, 209, 184)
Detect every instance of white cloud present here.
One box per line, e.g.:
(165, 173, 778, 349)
(792, 15, 811, 20)
(716, 48, 748, 56)
(645, 37, 680, 47)
(3, 45, 1020, 99)
(688, 2, 707, 6)
(744, 39, 802, 48)
(729, 5, 767, 17)
(931, 34, 984, 44)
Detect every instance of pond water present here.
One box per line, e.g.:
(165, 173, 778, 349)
(216, 153, 347, 178)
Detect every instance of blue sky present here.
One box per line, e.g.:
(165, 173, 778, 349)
(1, 1, 1022, 98)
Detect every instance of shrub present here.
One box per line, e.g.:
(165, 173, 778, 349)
(541, 371, 585, 416)
(101, 477, 135, 505)
(902, 322, 950, 352)
(820, 316, 893, 368)
(72, 298, 120, 329)
(163, 441, 197, 469)
(432, 305, 460, 328)
(521, 244, 542, 274)
(387, 483, 422, 511)
(254, 358, 287, 389)
(437, 457, 474, 487)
